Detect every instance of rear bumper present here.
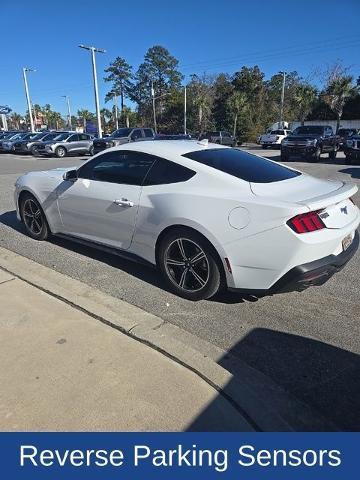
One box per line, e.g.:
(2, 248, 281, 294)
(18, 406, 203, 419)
(229, 230, 359, 295)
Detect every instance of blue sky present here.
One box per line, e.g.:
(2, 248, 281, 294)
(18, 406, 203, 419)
(1, 0, 359, 116)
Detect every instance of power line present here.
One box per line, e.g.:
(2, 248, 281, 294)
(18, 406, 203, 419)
(180, 35, 360, 72)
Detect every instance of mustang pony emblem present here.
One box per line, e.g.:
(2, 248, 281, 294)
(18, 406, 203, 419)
(340, 206, 348, 215)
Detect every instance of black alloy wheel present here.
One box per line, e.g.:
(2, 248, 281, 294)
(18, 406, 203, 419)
(158, 229, 221, 301)
(21, 195, 49, 240)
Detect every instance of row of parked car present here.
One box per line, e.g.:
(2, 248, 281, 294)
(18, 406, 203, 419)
(259, 125, 360, 164)
(0, 128, 237, 158)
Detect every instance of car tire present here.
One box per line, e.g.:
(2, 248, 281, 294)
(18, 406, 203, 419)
(308, 147, 321, 162)
(55, 146, 67, 158)
(158, 228, 221, 301)
(89, 145, 94, 156)
(20, 193, 50, 241)
(329, 145, 338, 159)
(30, 146, 38, 156)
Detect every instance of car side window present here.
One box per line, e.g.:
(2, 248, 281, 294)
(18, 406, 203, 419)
(79, 134, 89, 140)
(131, 129, 142, 141)
(143, 157, 196, 186)
(68, 134, 79, 142)
(78, 150, 155, 186)
(143, 129, 154, 138)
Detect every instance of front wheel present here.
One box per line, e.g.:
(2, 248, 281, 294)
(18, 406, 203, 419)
(158, 229, 221, 301)
(20, 194, 50, 241)
(55, 146, 66, 158)
(329, 145, 338, 159)
(308, 147, 321, 162)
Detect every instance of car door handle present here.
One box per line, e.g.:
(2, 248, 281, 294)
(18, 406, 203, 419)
(113, 198, 134, 207)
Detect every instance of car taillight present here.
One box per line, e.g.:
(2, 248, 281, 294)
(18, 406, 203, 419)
(287, 210, 326, 234)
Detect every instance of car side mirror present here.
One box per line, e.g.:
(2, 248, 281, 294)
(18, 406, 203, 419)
(63, 169, 78, 181)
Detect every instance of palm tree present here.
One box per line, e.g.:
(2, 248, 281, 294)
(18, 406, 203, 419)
(9, 112, 23, 129)
(294, 84, 317, 125)
(226, 91, 247, 137)
(323, 76, 358, 130)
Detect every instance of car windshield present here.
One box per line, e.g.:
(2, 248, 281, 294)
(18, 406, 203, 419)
(9, 133, 24, 140)
(292, 126, 324, 135)
(271, 130, 285, 135)
(52, 133, 70, 141)
(31, 132, 48, 140)
(111, 128, 132, 138)
(22, 133, 39, 140)
(183, 148, 301, 183)
(338, 129, 356, 136)
(41, 133, 60, 141)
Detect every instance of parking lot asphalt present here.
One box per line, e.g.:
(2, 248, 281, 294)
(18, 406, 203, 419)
(0, 147, 359, 430)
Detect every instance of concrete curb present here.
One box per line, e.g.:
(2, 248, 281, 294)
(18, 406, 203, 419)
(0, 246, 336, 431)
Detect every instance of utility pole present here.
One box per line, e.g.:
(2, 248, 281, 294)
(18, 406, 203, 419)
(184, 85, 187, 134)
(79, 44, 106, 138)
(151, 81, 157, 134)
(23, 67, 35, 132)
(62, 95, 72, 129)
(279, 71, 286, 128)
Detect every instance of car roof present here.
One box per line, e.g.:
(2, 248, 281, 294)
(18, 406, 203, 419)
(109, 139, 228, 157)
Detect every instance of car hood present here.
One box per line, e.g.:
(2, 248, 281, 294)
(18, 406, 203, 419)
(39, 166, 77, 179)
(95, 137, 127, 143)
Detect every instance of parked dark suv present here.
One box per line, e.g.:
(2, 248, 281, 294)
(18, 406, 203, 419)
(337, 128, 359, 150)
(344, 134, 360, 164)
(281, 125, 339, 162)
(93, 127, 154, 154)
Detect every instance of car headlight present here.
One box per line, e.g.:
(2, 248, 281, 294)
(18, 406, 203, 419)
(306, 139, 317, 146)
(26, 143, 32, 148)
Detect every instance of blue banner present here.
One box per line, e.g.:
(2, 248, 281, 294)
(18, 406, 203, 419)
(0, 433, 358, 479)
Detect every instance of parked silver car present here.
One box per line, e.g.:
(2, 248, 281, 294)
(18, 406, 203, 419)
(36, 132, 94, 158)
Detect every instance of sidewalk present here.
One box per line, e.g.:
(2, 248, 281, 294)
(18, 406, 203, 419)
(0, 268, 252, 431)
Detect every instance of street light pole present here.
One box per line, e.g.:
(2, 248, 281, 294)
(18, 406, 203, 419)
(23, 67, 35, 132)
(79, 44, 106, 138)
(279, 71, 286, 128)
(184, 85, 187, 135)
(62, 95, 72, 129)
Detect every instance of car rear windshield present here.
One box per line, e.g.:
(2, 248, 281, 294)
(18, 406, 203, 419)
(293, 126, 324, 135)
(182, 148, 301, 183)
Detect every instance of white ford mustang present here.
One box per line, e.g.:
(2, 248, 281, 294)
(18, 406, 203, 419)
(14, 140, 359, 300)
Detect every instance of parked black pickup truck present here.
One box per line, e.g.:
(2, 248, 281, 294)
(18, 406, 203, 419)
(280, 125, 339, 162)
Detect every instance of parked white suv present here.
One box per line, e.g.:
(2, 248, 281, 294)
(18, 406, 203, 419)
(260, 129, 291, 149)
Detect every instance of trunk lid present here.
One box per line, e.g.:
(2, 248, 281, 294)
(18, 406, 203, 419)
(251, 174, 358, 229)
